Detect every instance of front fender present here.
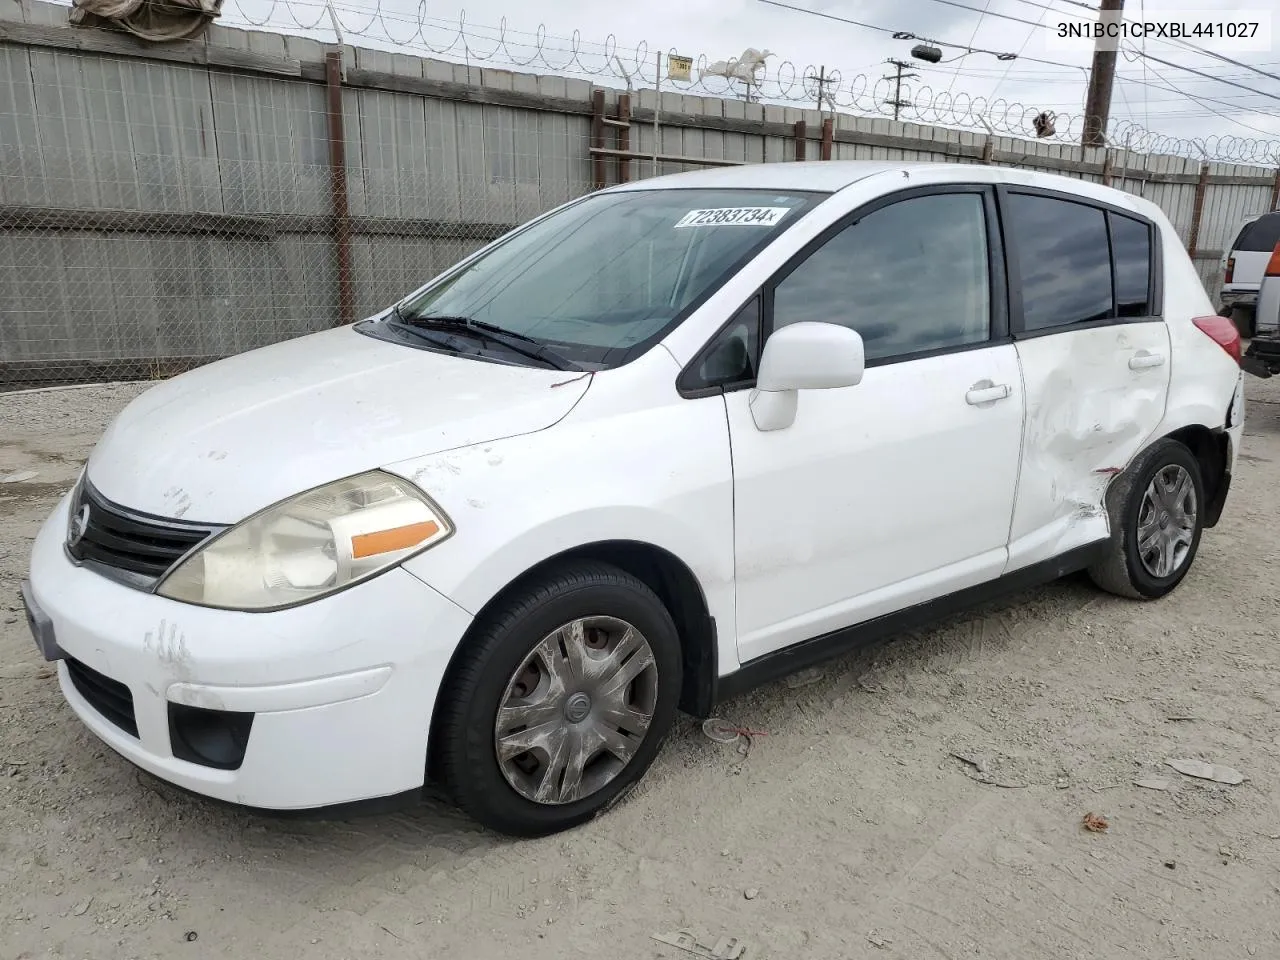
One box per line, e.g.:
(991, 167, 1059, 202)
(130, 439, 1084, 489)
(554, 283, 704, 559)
(385, 393, 738, 671)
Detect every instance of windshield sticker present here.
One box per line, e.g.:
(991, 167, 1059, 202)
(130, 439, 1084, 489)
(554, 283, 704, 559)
(674, 207, 791, 228)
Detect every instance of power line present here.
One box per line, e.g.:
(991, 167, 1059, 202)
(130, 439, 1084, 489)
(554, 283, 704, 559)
(912, 0, 1078, 30)
(1120, 64, 1280, 132)
(913, 0, 1280, 95)
(756, 0, 1280, 117)
(921, 64, 1279, 84)
(1163, 38, 1280, 87)
(1010, 0, 1098, 9)
(1133, 48, 1280, 106)
(990, 0, 1056, 102)
(1138, 0, 1148, 129)
(755, 0, 896, 37)
(753, 0, 1085, 70)
(950, 0, 996, 94)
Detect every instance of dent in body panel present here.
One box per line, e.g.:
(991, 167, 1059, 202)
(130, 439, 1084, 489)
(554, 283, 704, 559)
(1008, 325, 1171, 567)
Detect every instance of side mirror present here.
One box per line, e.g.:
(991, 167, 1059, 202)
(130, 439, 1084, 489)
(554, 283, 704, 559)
(750, 322, 865, 431)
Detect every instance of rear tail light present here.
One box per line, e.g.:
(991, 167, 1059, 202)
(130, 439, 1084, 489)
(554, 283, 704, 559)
(1193, 315, 1242, 365)
(1225, 257, 1235, 284)
(1267, 242, 1280, 277)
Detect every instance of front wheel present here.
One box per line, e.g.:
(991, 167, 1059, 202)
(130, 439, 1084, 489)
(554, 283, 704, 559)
(1088, 438, 1205, 600)
(435, 562, 682, 837)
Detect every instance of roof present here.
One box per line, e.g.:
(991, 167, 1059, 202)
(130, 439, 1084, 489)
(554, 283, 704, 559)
(603, 159, 1159, 222)
(605, 161, 929, 194)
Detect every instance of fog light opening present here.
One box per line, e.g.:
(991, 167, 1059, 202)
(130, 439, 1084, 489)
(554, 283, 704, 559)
(168, 702, 255, 771)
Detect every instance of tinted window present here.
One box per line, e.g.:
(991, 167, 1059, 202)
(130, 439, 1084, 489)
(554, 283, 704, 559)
(1008, 193, 1113, 330)
(1110, 213, 1152, 317)
(771, 193, 991, 362)
(1235, 213, 1280, 252)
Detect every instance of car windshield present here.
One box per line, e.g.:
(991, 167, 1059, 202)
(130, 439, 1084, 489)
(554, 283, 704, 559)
(384, 188, 823, 369)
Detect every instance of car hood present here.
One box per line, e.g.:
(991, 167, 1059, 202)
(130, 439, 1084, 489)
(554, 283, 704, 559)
(85, 325, 592, 522)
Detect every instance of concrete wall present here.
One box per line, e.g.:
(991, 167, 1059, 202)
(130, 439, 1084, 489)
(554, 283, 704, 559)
(1, 0, 1276, 385)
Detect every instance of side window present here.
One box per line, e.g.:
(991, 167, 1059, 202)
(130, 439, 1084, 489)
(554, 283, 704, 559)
(771, 193, 991, 363)
(1006, 193, 1113, 331)
(1110, 213, 1152, 317)
(681, 297, 760, 392)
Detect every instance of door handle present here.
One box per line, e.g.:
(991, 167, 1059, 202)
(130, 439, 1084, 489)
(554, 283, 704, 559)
(965, 382, 1012, 406)
(1129, 351, 1166, 370)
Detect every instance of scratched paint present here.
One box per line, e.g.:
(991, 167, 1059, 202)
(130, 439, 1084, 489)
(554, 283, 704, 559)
(162, 486, 193, 519)
(142, 618, 194, 684)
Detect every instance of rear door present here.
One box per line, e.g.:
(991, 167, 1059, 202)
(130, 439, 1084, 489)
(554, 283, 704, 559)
(1000, 188, 1171, 571)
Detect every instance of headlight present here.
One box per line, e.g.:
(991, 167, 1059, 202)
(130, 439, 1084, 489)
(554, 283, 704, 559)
(156, 471, 452, 611)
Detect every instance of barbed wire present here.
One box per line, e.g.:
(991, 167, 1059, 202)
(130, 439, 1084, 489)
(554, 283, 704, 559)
(220, 0, 1280, 165)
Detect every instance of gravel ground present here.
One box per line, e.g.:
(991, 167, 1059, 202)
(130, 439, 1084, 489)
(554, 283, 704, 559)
(2, 375, 1279, 960)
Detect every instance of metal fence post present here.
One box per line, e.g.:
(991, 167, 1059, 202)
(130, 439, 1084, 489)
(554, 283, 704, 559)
(591, 90, 607, 189)
(325, 50, 355, 326)
(1187, 162, 1211, 258)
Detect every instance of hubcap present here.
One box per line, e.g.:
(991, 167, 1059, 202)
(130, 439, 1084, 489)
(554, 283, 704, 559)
(564, 692, 592, 723)
(494, 616, 659, 806)
(1137, 464, 1197, 579)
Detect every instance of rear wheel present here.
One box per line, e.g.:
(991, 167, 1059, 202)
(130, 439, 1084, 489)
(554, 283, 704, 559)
(1088, 438, 1205, 600)
(436, 562, 682, 837)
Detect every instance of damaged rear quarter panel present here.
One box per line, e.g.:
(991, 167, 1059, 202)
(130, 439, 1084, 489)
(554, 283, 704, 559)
(1007, 323, 1172, 568)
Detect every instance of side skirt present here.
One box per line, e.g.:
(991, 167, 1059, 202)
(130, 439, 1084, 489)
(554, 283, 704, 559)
(711, 541, 1110, 707)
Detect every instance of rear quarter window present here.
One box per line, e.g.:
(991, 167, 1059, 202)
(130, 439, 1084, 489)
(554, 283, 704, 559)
(1110, 213, 1152, 317)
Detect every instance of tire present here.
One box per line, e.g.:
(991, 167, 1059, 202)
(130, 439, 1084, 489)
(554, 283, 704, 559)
(1088, 438, 1206, 600)
(435, 561, 682, 837)
(1231, 305, 1256, 339)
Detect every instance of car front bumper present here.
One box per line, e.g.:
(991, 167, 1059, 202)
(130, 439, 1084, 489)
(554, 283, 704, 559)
(24, 491, 473, 810)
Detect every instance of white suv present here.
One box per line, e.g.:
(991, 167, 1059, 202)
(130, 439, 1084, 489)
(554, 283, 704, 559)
(1220, 210, 1280, 336)
(23, 161, 1246, 837)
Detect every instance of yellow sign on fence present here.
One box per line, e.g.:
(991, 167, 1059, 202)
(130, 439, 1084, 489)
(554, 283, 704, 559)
(667, 54, 693, 83)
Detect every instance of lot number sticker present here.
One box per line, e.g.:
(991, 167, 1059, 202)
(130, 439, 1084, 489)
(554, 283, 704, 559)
(674, 207, 791, 228)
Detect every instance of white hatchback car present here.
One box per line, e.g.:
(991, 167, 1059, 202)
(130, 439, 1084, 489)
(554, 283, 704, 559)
(23, 161, 1245, 837)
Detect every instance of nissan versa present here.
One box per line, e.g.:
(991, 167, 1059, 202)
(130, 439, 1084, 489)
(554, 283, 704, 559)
(23, 161, 1245, 837)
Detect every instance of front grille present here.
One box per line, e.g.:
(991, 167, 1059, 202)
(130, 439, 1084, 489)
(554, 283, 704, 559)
(65, 657, 138, 738)
(66, 479, 223, 588)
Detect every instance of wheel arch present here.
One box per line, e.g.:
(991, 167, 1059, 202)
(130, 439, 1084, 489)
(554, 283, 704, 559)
(1154, 424, 1231, 528)
(424, 539, 718, 784)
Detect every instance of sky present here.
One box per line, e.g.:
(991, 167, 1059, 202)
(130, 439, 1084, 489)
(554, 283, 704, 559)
(220, 0, 1280, 152)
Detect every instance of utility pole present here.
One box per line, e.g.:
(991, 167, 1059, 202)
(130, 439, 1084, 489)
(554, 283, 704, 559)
(1082, 0, 1125, 147)
(882, 59, 917, 121)
(814, 65, 837, 114)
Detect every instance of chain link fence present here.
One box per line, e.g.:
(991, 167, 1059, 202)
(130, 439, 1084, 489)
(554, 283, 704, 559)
(1, 34, 602, 387)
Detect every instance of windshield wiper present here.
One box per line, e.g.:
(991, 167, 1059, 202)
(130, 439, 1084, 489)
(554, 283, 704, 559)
(391, 311, 581, 372)
(384, 306, 466, 352)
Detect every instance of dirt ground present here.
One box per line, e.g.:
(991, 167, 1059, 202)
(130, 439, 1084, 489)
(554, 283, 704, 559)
(1, 374, 1279, 960)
